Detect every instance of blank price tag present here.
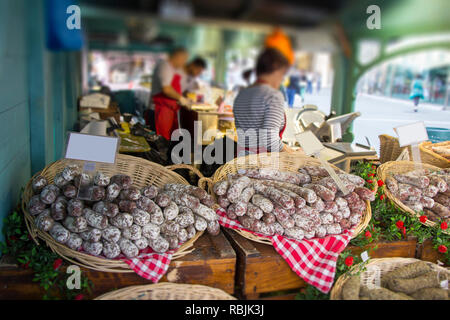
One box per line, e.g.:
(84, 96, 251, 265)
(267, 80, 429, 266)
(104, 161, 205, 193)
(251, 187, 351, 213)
(296, 130, 349, 195)
(394, 121, 428, 147)
(441, 280, 448, 290)
(361, 251, 369, 262)
(295, 131, 325, 156)
(65, 132, 119, 164)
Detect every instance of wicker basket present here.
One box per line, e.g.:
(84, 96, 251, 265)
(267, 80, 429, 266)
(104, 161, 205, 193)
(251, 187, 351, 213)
(378, 134, 412, 163)
(95, 283, 236, 300)
(377, 160, 448, 234)
(22, 154, 204, 273)
(330, 257, 450, 300)
(419, 141, 450, 168)
(199, 152, 372, 245)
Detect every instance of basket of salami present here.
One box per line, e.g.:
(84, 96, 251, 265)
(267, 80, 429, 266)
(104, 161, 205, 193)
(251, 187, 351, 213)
(22, 154, 220, 273)
(200, 152, 373, 245)
(95, 283, 236, 300)
(377, 161, 449, 234)
(330, 258, 449, 300)
(419, 141, 450, 168)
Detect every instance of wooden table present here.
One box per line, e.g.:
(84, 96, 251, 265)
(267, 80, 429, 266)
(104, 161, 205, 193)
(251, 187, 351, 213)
(0, 231, 236, 300)
(223, 229, 429, 299)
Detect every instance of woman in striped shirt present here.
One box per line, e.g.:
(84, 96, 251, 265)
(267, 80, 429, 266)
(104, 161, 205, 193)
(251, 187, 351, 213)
(234, 48, 295, 155)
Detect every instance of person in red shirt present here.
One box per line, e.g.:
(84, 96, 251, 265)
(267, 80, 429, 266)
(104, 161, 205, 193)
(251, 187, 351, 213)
(150, 47, 192, 140)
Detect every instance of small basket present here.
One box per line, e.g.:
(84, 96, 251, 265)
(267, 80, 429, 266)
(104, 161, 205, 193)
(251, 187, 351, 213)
(199, 152, 372, 245)
(330, 257, 450, 300)
(419, 141, 450, 168)
(378, 134, 412, 163)
(21, 154, 205, 273)
(95, 283, 236, 300)
(377, 160, 448, 234)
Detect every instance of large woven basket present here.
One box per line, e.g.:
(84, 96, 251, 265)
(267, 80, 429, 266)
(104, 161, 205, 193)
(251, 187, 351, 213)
(330, 257, 449, 300)
(200, 152, 372, 245)
(95, 283, 236, 300)
(22, 154, 204, 273)
(419, 141, 450, 168)
(377, 160, 448, 234)
(378, 134, 412, 163)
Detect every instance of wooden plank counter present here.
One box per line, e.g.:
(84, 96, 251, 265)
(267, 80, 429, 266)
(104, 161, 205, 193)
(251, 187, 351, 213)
(0, 231, 236, 300)
(224, 229, 419, 299)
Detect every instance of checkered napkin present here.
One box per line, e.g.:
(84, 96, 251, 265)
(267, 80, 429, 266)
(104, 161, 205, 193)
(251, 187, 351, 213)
(123, 248, 174, 283)
(216, 208, 353, 293)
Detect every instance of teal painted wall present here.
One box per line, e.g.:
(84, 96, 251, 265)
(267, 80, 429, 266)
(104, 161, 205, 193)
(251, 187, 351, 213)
(0, 0, 82, 240)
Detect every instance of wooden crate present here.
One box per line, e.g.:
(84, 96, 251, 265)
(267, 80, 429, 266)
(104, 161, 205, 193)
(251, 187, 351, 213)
(224, 229, 419, 300)
(347, 237, 418, 259)
(416, 239, 448, 265)
(0, 231, 236, 300)
(223, 229, 307, 299)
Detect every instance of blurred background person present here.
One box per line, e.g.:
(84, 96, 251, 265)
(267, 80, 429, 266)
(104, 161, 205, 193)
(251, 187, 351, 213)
(183, 56, 207, 93)
(286, 69, 301, 107)
(306, 72, 313, 94)
(410, 74, 425, 112)
(233, 48, 294, 155)
(148, 47, 192, 139)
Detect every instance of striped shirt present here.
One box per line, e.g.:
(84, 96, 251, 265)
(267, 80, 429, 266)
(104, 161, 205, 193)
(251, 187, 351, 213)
(233, 84, 286, 153)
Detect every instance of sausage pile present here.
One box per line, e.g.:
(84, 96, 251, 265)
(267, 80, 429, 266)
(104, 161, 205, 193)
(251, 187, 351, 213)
(385, 168, 450, 223)
(29, 165, 219, 259)
(213, 166, 374, 241)
(340, 261, 448, 300)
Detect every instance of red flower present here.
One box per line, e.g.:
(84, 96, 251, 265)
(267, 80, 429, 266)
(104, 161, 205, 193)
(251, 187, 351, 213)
(74, 294, 84, 300)
(380, 194, 385, 200)
(372, 165, 376, 170)
(9, 236, 18, 242)
(22, 261, 30, 269)
(441, 222, 448, 230)
(365, 230, 372, 238)
(438, 245, 447, 253)
(377, 180, 384, 187)
(419, 215, 427, 223)
(368, 173, 374, 177)
(53, 258, 63, 270)
(367, 180, 373, 184)
(401, 227, 406, 236)
(344, 256, 354, 267)
(396, 220, 404, 229)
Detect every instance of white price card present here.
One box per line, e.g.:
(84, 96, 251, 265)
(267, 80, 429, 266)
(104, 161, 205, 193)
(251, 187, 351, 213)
(440, 280, 448, 290)
(394, 121, 428, 147)
(296, 130, 349, 195)
(65, 132, 119, 164)
(361, 251, 369, 262)
(295, 130, 325, 156)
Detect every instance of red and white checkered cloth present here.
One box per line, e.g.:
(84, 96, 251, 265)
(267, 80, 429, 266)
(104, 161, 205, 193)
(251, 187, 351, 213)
(123, 248, 174, 283)
(216, 208, 353, 293)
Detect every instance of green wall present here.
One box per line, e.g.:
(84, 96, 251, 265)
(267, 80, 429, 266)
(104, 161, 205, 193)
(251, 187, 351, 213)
(0, 0, 82, 240)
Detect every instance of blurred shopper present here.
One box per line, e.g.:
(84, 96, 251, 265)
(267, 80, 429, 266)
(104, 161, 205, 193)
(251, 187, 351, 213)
(409, 74, 425, 112)
(306, 72, 313, 94)
(315, 72, 321, 93)
(147, 47, 192, 140)
(183, 56, 207, 93)
(233, 48, 295, 155)
(242, 69, 253, 87)
(286, 71, 301, 108)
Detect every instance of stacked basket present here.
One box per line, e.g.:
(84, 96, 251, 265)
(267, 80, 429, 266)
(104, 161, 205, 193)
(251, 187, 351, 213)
(330, 257, 449, 300)
(95, 283, 236, 300)
(377, 160, 449, 234)
(22, 154, 204, 272)
(200, 152, 372, 244)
